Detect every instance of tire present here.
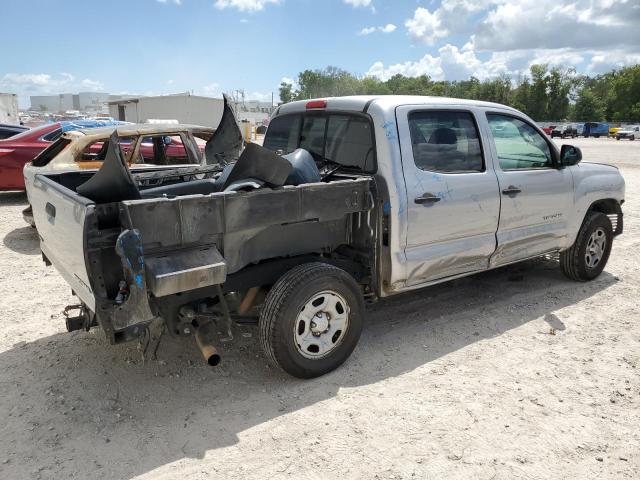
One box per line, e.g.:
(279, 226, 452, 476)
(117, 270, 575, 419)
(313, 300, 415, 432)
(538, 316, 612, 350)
(560, 211, 613, 281)
(617, 137, 620, 141)
(259, 262, 364, 378)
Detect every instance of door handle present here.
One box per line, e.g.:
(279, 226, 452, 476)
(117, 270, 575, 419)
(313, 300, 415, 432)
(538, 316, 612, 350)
(414, 193, 441, 204)
(501, 186, 522, 195)
(45, 202, 56, 218)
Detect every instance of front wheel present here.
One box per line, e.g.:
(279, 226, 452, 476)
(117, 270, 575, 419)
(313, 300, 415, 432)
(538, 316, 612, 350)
(560, 212, 613, 281)
(259, 263, 364, 378)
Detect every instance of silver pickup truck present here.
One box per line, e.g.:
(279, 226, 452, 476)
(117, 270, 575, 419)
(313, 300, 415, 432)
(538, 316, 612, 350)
(27, 95, 625, 378)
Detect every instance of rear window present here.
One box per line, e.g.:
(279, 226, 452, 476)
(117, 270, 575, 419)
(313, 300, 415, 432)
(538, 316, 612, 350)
(264, 113, 376, 172)
(263, 114, 302, 153)
(42, 128, 63, 142)
(32, 137, 71, 167)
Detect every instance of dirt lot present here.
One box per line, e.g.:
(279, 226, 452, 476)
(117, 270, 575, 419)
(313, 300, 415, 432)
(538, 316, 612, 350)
(0, 137, 638, 479)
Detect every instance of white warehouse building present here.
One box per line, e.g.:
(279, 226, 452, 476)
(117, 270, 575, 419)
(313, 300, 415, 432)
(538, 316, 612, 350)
(108, 93, 271, 128)
(108, 93, 225, 128)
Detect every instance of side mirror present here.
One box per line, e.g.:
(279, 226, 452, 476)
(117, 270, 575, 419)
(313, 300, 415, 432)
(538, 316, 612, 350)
(561, 144, 582, 166)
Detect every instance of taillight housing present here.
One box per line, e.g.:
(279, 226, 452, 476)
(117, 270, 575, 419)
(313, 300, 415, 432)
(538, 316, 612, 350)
(306, 100, 327, 109)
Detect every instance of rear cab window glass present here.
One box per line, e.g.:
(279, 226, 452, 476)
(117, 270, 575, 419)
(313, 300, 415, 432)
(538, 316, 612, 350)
(264, 112, 376, 173)
(263, 114, 302, 154)
(487, 114, 553, 170)
(408, 110, 484, 173)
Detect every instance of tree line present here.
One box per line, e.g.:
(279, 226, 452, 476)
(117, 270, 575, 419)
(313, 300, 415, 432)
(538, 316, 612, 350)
(279, 64, 640, 123)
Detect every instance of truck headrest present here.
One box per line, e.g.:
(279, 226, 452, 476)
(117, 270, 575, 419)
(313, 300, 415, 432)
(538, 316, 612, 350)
(282, 149, 321, 186)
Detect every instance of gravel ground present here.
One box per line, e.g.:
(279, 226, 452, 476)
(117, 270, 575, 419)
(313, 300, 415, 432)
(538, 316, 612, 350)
(0, 137, 638, 479)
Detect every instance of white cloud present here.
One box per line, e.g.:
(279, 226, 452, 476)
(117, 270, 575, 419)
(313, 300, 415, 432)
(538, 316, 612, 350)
(156, 0, 182, 5)
(246, 91, 273, 102)
(280, 76, 295, 85)
(344, 0, 372, 6)
(359, 23, 397, 35)
(201, 83, 221, 95)
(405, 7, 448, 45)
(0, 72, 106, 108)
(359, 27, 377, 36)
(214, 0, 280, 12)
(0, 72, 104, 93)
(372, 1, 640, 83)
(587, 51, 640, 75)
(380, 24, 397, 33)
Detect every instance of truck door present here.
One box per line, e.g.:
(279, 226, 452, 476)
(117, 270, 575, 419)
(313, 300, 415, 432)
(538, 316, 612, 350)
(483, 112, 574, 267)
(396, 106, 501, 286)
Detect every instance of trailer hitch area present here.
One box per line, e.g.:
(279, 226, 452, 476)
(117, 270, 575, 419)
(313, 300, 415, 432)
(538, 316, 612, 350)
(63, 304, 95, 332)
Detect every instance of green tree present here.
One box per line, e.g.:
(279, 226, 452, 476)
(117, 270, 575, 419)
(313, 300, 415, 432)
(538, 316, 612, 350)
(528, 64, 549, 120)
(278, 82, 294, 104)
(572, 89, 605, 121)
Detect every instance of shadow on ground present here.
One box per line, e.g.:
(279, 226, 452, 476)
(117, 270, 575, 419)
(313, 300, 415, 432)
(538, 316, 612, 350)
(0, 259, 617, 479)
(3, 226, 39, 255)
(0, 191, 28, 207)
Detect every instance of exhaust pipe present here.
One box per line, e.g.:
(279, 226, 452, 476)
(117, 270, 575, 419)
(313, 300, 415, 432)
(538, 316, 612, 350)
(195, 329, 221, 366)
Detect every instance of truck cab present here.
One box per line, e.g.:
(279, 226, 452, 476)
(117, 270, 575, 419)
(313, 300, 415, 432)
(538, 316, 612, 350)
(27, 95, 625, 379)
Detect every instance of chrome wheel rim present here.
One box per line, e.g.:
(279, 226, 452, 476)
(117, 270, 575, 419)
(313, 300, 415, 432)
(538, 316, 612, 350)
(294, 290, 350, 359)
(585, 227, 607, 268)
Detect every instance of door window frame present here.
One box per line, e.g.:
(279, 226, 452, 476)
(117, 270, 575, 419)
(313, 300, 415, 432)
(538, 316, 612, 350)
(485, 111, 561, 172)
(405, 108, 488, 174)
(395, 105, 493, 175)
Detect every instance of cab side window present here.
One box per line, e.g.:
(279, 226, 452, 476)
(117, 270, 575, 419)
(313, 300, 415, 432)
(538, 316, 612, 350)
(487, 114, 553, 170)
(408, 111, 484, 173)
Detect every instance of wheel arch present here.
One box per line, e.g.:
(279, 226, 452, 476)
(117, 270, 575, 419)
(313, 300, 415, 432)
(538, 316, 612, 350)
(587, 198, 623, 236)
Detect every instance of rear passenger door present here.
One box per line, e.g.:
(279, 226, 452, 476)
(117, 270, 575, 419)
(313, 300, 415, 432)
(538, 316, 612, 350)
(396, 106, 501, 286)
(484, 112, 574, 266)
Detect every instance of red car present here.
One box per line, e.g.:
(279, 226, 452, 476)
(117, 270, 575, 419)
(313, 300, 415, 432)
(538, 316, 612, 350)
(542, 125, 556, 136)
(0, 120, 128, 191)
(0, 123, 61, 190)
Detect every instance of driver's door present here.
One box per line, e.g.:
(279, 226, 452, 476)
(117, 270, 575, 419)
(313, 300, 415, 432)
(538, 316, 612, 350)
(484, 112, 574, 267)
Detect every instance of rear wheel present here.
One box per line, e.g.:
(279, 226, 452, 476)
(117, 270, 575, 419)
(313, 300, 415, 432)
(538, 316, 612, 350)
(560, 211, 613, 281)
(259, 263, 364, 378)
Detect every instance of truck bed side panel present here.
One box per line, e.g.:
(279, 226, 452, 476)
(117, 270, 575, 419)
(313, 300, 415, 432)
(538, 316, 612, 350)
(30, 174, 95, 309)
(121, 178, 372, 274)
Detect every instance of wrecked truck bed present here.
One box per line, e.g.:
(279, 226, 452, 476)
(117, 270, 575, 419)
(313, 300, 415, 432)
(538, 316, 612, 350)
(29, 114, 374, 353)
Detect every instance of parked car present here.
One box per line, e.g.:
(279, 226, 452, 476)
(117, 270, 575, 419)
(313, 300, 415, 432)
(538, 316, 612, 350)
(551, 124, 578, 138)
(615, 125, 640, 141)
(0, 119, 127, 190)
(609, 127, 621, 137)
(542, 125, 556, 135)
(583, 122, 610, 138)
(27, 95, 624, 379)
(22, 124, 213, 226)
(0, 123, 28, 140)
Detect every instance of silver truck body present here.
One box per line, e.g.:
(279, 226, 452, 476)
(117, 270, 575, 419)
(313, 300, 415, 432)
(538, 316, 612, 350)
(26, 95, 625, 375)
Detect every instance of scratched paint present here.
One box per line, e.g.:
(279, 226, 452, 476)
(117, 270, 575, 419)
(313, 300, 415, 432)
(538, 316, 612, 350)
(382, 121, 397, 140)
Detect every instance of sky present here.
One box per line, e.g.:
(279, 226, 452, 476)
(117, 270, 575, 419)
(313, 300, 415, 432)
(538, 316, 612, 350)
(2, 0, 639, 107)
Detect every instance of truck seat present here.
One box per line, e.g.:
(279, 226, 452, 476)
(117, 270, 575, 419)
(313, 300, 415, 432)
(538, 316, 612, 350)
(283, 149, 321, 185)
